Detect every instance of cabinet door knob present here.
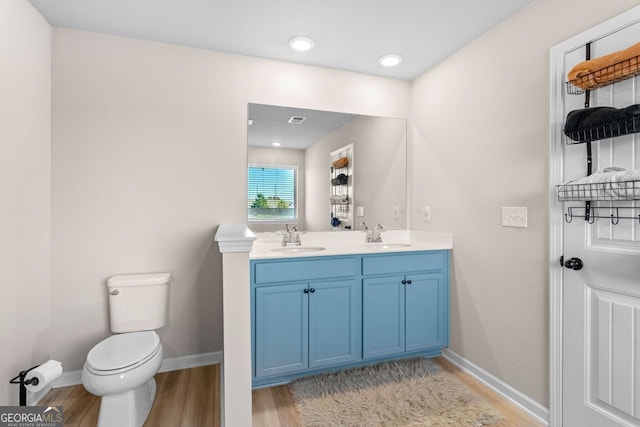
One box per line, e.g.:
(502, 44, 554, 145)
(406, 279, 412, 284)
(303, 288, 309, 294)
(401, 279, 407, 285)
(309, 288, 315, 293)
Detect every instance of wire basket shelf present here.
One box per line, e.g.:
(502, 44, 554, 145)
(557, 179, 640, 201)
(565, 53, 640, 95)
(564, 114, 640, 144)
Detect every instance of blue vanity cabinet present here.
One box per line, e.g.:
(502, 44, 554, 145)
(251, 257, 360, 382)
(362, 252, 449, 360)
(251, 250, 449, 387)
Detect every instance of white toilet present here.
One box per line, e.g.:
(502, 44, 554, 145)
(82, 273, 170, 427)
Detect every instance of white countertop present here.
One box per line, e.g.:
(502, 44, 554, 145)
(249, 229, 452, 259)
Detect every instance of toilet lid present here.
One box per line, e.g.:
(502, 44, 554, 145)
(87, 331, 161, 371)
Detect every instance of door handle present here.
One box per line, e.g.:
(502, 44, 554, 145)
(562, 257, 584, 271)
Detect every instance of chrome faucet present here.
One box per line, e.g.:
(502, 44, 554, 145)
(281, 224, 301, 246)
(362, 222, 384, 243)
(372, 224, 384, 243)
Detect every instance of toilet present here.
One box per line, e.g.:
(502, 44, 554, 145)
(82, 273, 170, 427)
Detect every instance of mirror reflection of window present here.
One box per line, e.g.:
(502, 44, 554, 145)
(248, 166, 298, 222)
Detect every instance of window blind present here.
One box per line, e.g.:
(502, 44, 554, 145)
(248, 166, 297, 221)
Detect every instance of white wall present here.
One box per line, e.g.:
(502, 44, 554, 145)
(247, 146, 306, 233)
(306, 116, 406, 231)
(409, 0, 640, 406)
(349, 117, 406, 230)
(51, 28, 411, 370)
(0, 0, 51, 405)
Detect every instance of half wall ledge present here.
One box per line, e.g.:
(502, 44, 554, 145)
(215, 224, 256, 253)
(214, 223, 255, 427)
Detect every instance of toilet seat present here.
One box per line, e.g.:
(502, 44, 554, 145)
(86, 331, 161, 375)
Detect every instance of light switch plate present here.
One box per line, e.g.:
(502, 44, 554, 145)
(422, 206, 431, 222)
(502, 207, 527, 228)
(356, 206, 364, 217)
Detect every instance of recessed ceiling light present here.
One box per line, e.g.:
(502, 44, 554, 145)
(289, 36, 314, 52)
(272, 142, 281, 147)
(378, 54, 402, 67)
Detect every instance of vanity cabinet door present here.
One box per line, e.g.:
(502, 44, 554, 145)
(405, 272, 446, 352)
(362, 271, 448, 359)
(308, 279, 360, 369)
(254, 283, 309, 378)
(362, 276, 405, 359)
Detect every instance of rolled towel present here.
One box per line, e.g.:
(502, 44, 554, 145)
(564, 104, 640, 142)
(615, 168, 640, 181)
(331, 173, 348, 185)
(568, 42, 640, 90)
(612, 169, 640, 198)
(564, 169, 622, 184)
(332, 157, 349, 169)
(330, 194, 349, 205)
(603, 166, 626, 172)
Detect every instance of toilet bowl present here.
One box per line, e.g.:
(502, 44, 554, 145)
(82, 331, 163, 427)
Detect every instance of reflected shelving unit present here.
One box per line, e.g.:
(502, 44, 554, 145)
(329, 143, 353, 229)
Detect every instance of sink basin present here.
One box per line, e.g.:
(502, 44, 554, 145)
(271, 246, 326, 254)
(365, 243, 412, 250)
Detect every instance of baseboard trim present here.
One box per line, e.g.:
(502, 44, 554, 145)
(441, 348, 549, 426)
(31, 351, 223, 404)
(158, 351, 223, 373)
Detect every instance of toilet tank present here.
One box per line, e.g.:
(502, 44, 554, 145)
(107, 273, 170, 333)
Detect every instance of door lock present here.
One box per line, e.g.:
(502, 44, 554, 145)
(561, 256, 584, 271)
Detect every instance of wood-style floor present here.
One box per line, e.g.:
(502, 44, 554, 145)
(41, 358, 544, 426)
(40, 365, 219, 427)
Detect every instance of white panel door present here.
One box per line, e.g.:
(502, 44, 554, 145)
(561, 19, 640, 427)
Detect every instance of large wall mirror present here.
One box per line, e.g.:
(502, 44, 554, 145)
(247, 103, 407, 232)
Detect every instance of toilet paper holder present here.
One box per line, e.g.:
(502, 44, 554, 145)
(9, 365, 42, 406)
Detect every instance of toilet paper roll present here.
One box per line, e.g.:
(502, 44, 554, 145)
(25, 360, 63, 392)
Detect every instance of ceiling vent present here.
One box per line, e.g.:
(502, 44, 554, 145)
(288, 116, 306, 124)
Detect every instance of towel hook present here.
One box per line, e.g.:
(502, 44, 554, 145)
(564, 208, 573, 223)
(610, 208, 620, 225)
